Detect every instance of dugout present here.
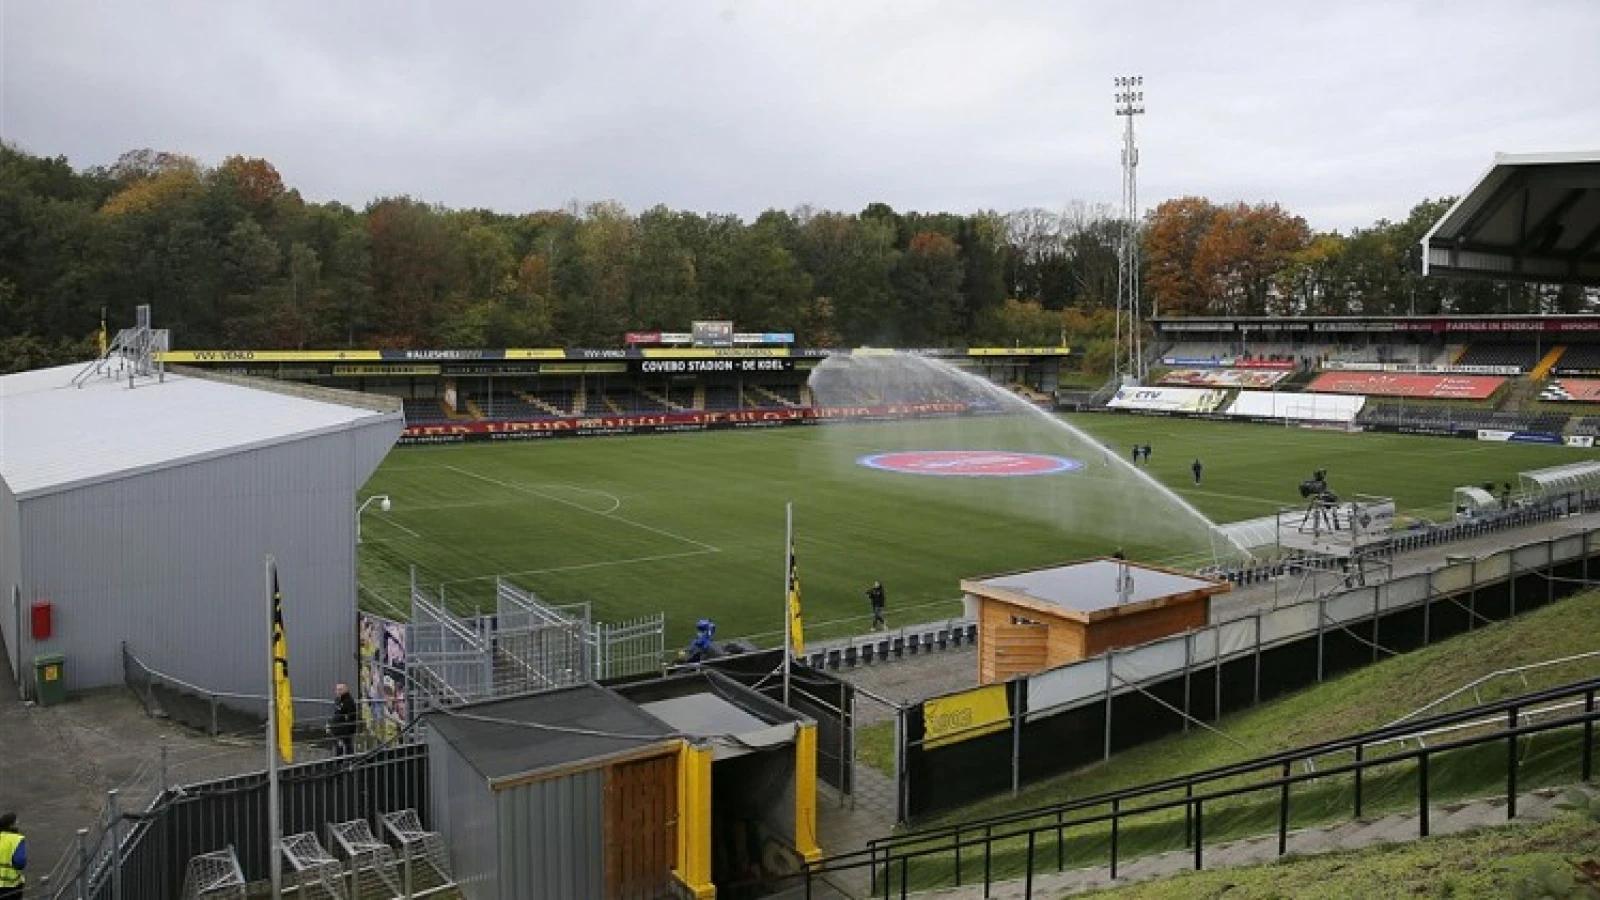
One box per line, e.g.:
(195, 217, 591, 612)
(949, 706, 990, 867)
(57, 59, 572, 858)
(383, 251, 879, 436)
(425, 672, 818, 900)
(963, 558, 1230, 684)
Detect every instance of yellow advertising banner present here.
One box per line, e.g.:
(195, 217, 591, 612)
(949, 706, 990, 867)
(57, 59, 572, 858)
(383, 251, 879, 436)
(160, 349, 383, 363)
(641, 347, 791, 358)
(503, 349, 569, 359)
(967, 347, 1072, 357)
(923, 684, 1010, 750)
(332, 364, 440, 377)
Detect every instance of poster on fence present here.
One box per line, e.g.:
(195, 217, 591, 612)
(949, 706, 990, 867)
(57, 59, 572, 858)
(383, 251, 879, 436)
(922, 684, 1010, 749)
(359, 614, 409, 741)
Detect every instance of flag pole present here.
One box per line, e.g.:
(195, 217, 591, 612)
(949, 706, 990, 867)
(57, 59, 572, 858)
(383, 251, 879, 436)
(266, 554, 282, 898)
(783, 501, 793, 707)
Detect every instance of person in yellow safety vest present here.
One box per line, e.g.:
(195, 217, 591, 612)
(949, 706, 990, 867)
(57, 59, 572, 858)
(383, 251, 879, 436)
(0, 812, 25, 900)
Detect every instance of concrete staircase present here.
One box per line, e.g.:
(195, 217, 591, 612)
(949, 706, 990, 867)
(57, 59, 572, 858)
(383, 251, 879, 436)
(1496, 376, 1546, 412)
(752, 384, 799, 407)
(641, 387, 682, 411)
(516, 390, 567, 417)
(908, 786, 1586, 900)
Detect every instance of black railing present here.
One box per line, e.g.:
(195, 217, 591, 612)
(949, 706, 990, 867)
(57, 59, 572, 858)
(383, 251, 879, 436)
(803, 677, 1600, 898)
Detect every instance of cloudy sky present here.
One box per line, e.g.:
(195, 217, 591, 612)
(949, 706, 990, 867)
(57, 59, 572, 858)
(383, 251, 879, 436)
(3, 1, 1596, 232)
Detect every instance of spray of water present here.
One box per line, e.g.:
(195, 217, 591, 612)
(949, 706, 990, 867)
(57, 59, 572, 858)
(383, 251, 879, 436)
(807, 352, 1249, 563)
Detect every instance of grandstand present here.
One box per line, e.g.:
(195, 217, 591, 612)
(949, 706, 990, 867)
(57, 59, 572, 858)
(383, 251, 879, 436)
(1454, 342, 1543, 370)
(1553, 343, 1600, 375)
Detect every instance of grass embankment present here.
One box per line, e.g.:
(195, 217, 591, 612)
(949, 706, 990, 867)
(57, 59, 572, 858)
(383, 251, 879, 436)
(861, 590, 1600, 891)
(1074, 814, 1600, 900)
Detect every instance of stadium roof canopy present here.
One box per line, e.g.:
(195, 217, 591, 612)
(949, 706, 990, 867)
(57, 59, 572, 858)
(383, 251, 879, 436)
(1421, 151, 1600, 286)
(0, 362, 403, 500)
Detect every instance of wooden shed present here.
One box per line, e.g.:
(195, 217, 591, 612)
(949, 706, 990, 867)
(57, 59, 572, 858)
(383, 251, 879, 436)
(963, 558, 1230, 684)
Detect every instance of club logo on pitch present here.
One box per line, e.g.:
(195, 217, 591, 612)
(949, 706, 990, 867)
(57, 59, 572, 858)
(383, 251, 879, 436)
(858, 451, 1084, 477)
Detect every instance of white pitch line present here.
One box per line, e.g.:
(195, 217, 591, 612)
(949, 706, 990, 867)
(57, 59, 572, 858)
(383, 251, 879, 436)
(373, 514, 421, 539)
(440, 548, 720, 585)
(527, 483, 623, 515)
(444, 465, 721, 552)
(1179, 488, 1294, 507)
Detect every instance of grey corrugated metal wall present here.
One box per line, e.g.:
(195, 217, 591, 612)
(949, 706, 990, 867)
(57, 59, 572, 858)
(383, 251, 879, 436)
(15, 415, 401, 714)
(426, 730, 499, 899)
(0, 476, 22, 686)
(498, 770, 605, 900)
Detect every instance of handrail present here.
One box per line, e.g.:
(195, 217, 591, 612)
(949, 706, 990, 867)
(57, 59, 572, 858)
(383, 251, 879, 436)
(807, 697, 1600, 894)
(1370, 698, 1588, 751)
(850, 673, 1600, 861)
(124, 644, 336, 713)
(1382, 650, 1600, 729)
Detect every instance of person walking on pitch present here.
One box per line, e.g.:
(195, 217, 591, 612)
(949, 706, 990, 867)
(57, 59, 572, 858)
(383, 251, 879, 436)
(1192, 458, 1203, 485)
(867, 581, 887, 631)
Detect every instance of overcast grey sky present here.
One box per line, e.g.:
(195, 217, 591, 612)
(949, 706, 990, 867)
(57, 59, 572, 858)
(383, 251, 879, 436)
(3, 1, 1596, 232)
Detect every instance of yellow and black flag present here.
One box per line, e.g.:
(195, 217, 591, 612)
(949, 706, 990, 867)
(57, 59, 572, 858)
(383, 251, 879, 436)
(787, 545, 804, 657)
(271, 566, 294, 764)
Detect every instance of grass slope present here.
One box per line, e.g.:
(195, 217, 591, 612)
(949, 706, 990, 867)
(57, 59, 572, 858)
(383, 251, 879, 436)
(872, 591, 1600, 890)
(1073, 815, 1600, 900)
(920, 589, 1600, 826)
(357, 414, 1592, 643)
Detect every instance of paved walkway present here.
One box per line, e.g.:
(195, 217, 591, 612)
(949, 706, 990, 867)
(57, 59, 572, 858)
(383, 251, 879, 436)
(0, 657, 304, 896)
(912, 786, 1586, 899)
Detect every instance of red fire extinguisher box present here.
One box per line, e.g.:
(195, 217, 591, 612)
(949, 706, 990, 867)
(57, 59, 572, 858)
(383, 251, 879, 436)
(31, 602, 52, 641)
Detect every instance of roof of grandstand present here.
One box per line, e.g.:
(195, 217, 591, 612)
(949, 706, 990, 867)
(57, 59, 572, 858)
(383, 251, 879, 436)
(1152, 313, 1600, 333)
(0, 361, 402, 500)
(1421, 150, 1600, 286)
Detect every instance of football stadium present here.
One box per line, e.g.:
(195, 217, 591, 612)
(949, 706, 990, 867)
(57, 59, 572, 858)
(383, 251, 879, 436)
(5, 47, 1600, 900)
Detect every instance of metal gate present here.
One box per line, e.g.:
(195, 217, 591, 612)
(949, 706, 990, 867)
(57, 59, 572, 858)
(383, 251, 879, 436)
(494, 579, 592, 693)
(402, 571, 667, 712)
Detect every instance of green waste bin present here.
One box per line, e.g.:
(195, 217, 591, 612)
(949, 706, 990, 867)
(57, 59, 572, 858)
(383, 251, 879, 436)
(34, 653, 66, 706)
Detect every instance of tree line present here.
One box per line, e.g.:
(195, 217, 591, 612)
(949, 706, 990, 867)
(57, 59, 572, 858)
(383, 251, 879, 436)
(0, 144, 1586, 374)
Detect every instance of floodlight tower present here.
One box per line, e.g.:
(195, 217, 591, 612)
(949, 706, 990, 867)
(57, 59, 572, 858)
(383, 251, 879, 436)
(1114, 76, 1145, 382)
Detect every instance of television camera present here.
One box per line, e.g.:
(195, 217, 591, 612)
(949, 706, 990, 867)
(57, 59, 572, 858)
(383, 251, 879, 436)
(1297, 469, 1343, 533)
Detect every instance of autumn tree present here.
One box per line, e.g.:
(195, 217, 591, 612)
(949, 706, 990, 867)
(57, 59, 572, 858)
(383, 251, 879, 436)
(1143, 197, 1220, 316)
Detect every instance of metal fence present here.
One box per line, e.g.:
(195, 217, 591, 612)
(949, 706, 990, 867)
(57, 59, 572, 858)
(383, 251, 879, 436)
(43, 742, 429, 900)
(809, 679, 1600, 898)
(400, 571, 666, 713)
(891, 524, 1600, 822)
(494, 578, 591, 691)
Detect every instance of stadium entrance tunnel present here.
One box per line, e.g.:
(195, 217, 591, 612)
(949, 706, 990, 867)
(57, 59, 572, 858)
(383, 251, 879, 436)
(711, 747, 803, 898)
(613, 670, 822, 898)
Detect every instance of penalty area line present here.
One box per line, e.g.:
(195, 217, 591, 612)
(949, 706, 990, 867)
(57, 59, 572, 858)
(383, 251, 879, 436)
(440, 548, 721, 585)
(372, 514, 421, 539)
(443, 464, 721, 553)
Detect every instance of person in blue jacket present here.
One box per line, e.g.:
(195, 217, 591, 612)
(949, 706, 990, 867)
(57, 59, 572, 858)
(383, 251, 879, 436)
(684, 619, 717, 663)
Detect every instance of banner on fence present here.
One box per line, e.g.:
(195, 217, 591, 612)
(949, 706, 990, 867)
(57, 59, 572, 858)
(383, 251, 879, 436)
(358, 614, 409, 741)
(1566, 435, 1597, 448)
(1539, 378, 1600, 402)
(397, 402, 974, 445)
(923, 684, 1010, 749)
(1106, 386, 1228, 413)
(1308, 372, 1506, 399)
(1160, 368, 1291, 389)
(1025, 658, 1107, 719)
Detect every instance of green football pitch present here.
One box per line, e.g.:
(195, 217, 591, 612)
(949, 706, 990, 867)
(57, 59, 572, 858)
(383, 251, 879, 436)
(356, 415, 1594, 645)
